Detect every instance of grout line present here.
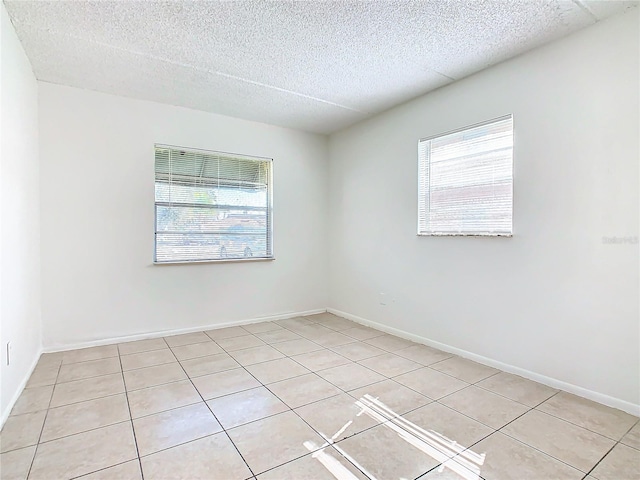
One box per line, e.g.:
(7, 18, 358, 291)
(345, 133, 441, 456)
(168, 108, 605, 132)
(23, 419, 133, 449)
(117, 342, 146, 480)
(25, 360, 62, 479)
(528, 399, 634, 442)
(16, 316, 640, 480)
(582, 419, 640, 478)
(164, 338, 258, 478)
(69, 459, 141, 479)
(209, 324, 373, 477)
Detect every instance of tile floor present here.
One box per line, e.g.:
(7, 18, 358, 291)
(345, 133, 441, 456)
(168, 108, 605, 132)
(1, 313, 639, 480)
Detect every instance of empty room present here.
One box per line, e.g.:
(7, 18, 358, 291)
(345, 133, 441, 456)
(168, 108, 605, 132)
(1, 0, 639, 479)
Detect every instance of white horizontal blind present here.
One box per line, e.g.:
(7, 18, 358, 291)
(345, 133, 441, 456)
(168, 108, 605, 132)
(154, 145, 273, 263)
(418, 115, 513, 236)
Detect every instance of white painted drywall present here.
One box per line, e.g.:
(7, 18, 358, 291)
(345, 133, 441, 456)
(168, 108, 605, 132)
(0, 4, 42, 420)
(328, 10, 639, 407)
(39, 83, 328, 347)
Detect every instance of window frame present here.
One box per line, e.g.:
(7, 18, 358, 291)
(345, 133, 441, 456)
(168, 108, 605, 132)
(417, 115, 514, 237)
(153, 144, 274, 265)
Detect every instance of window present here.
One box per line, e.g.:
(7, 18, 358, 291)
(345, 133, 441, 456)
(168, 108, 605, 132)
(154, 145, 273, 263)
(418, 115, 513, 236)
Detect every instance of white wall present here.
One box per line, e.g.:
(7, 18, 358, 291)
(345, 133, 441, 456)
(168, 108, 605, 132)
(39, 83, 328, 347)
(0, 4, 42, 421)
(328, 10, 639, 409)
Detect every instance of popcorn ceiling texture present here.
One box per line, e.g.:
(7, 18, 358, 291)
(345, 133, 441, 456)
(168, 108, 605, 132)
(4, 0, 636, 134)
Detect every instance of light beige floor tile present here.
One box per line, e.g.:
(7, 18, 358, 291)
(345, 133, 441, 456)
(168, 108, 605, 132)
(395, 344, 453, 365)
(255, 329, 302, 344)
(61, 345, 119, 365)
(141, 432, 252, 480)
(420, 459, 486, 479)
(41, 394, 130, 442)
(228, 410, 324, 474)
(118, 338, 167, 356)
(341, 325, 385, 341)
(317, 316, 356, 332)
(230, 345, 285, 366)
(180, 353, 239, 378)
(403, 402, 494, 449)
(364, 334, 416, 352)
(476, 372, 558, 407)
(304, 313, 339, 323)
(120, 349, 175, 371)
(241, 321, 283, 334)
(127, 380, 202, 418)
(337, 422, 440, 479)
(10, 385, 53, 415)
(245, 358, 310, 384)
(133, 403, 222, 456)
(537, 392, 638, 440)
(430, 357, 499, 383)
(0, 411, 46, 453)
(272, 338, 323, 356)
(502, 409, 615, 472)
(470, 432, 583, 480)
(78, 460, 142, 479)
(0, 445, 36, 480)
(191, 368, 261, 400)
(29, 422, 137, 480)
(292, 350, 351, 371)
(50, 373, 124, 408)
(25, 365, 59, 388)
(394, 367, 468, 399)
(358, 352, 421, 377)
(295, 393, 380, 442)
(36, 352, 64, 369)
(440, 386, 529, 429)
(590, 443, 640, 480)
(268, 373, 342, 408)
(205, 326, 248, 340)
(621, 421, 640, 450)
(207, 387, 289, 429)
(123, 362, 187, 391)
(348, 379, 431, 415)
(164, 331, 211, 347)
(257, 446, 367, 480)
(316, 363, 385, 391)
(216, 334, 266, 352)
(274, 316, 315, 329)
(313, 332, 357, 348)
(57, 357, 121, 383)
(291, 324, 335, 339)
(330, 342, 386, 361)
(171, 341, 223, 361)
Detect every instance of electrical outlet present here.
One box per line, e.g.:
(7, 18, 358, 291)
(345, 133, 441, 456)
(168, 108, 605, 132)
(379, 293, 387, 306)
(6, 342, 11, 366)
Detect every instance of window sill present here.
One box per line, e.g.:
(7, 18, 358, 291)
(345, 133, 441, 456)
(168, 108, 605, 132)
(153, 257, 275, 265)
(417, 233, 513, 237)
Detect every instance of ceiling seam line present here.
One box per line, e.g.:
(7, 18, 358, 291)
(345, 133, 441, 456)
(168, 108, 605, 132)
(570, 0, 599, 22)
(27, 26, 366, 114)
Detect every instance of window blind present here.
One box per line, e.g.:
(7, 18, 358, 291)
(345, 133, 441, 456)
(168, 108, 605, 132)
(154, 145, 273, 263)
(418, 115, 513, 236)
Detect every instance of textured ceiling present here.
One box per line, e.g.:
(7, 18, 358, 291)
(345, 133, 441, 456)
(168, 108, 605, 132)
(4, 0, 637, 134)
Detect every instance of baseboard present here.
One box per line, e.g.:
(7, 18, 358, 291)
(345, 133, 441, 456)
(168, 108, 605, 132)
(42, 308, 327, 353)
(328, 307, 640, 417)
(1, 348, 42, 429)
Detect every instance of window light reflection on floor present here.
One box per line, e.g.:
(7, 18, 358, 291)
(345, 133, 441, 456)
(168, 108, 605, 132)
(303, 394, 485, 480)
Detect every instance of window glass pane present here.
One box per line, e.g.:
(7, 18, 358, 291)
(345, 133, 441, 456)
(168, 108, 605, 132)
(154, 146, 272, 262)
(418, 116, 513, 236)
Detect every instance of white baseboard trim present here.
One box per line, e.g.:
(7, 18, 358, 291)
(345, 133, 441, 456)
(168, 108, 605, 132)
(1, 348, 43, 429)
(42, 308, 327, 353)
(328, 307, 640, 417)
